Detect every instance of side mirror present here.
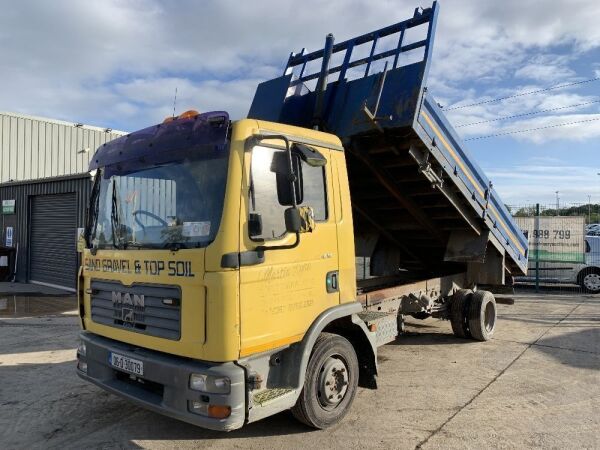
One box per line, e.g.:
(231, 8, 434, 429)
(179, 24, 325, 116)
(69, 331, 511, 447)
(292, 143, 327, 167)
(284, 207, 301, 233)
(273, 152, 303, 206)
(284, 206, 315, 234)
(248, 213, 263, 237)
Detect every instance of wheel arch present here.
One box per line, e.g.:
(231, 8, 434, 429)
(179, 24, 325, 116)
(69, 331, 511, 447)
(240, 303, 378, 424)
(577, 265, 600, 283)
(323, 315, 378, 389)
(285, 302, 378, 391)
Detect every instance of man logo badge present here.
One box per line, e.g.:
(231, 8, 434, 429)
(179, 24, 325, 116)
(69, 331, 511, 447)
(112, 291, 145, 326)
(122, 308, 134, 324)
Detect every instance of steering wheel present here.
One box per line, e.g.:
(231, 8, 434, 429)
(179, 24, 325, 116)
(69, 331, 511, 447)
(133, 210, 168, 232)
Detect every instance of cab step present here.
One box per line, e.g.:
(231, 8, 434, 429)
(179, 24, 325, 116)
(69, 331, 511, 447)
(253, 388, 295, 407)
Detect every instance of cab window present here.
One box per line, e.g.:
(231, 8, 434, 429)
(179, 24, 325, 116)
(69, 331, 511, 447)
(249, 145, 327, 240)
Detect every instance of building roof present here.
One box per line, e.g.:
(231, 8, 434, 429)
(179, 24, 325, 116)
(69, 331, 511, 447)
(0, 110, 127, 135)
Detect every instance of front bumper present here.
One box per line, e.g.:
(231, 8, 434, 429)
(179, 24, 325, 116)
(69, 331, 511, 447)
(76, 332, 246, 431)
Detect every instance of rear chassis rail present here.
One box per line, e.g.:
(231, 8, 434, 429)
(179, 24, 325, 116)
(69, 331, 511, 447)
(359, 272, 465, 321)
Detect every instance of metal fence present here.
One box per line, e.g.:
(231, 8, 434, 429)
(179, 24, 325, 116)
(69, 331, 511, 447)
(506, 203, 600, 295)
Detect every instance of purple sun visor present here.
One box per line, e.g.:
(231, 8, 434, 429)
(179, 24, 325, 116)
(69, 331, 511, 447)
(89, 111, 229, 172)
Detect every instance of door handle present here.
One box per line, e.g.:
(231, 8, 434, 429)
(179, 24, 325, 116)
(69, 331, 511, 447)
(326, 271, 339, 293)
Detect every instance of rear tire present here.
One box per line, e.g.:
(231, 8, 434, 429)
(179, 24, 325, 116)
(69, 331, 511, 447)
(578, 268, 600, 294)
(291, 333, 359, 429)
(450, 289, 472, 338)
(468, 290, 497, 341)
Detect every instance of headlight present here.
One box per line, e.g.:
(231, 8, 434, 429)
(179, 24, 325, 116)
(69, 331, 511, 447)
(77, 340, 86, 357)
(189, 373, 231, 394)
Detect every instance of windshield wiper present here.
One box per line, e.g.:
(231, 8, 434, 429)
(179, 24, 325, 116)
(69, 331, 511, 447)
(122, 241, 186, 251)
(163, 242, 187, 252)
(86, 171, 102, 254)
(123, 241, 144, 250)
(110, 181, 124, 249)
(122, 242, 195, 251)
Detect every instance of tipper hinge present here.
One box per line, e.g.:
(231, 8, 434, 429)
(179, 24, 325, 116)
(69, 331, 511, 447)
(482, 181, 493, 219)
(408, 146, 443, 188)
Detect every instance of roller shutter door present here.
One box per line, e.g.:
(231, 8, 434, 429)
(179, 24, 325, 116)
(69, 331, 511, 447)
(29, 193, 78, 290)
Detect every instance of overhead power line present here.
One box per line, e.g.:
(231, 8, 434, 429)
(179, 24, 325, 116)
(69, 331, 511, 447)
(456, 99, 600, 128)
(444, 76, 600, 111)
(464, 116, 600, 141)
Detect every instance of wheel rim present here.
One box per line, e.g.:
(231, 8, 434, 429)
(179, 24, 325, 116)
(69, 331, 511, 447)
(583, 273, 600, 292)
(317, 354, 349, 410)
(484, 301, 496, 332)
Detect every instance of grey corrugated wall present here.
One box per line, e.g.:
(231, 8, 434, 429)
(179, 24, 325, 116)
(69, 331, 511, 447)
(0, 174, 92, 284)
(0, 111, 126, 183)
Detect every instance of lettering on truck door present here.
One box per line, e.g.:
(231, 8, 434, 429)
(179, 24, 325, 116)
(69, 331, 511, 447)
(239, 143, 340, 356)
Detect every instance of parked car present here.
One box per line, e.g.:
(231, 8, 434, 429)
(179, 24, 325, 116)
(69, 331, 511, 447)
(586, 224, 600, 236)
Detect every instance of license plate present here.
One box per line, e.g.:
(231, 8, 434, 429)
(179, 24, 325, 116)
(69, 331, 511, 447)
(109, 352, 144, 376)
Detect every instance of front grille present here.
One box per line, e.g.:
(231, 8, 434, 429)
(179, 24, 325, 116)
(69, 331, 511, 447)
(90, 280, 181, 340)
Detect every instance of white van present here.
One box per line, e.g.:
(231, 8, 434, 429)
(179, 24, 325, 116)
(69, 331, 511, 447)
(580, 235, 600, 292)
(515, 235, 600, 293)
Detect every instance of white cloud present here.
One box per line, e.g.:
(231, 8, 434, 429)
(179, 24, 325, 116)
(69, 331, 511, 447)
(486, 163, 600, 205)
(512, 114, 600, 144)
(112, 77, 264, 128)
(514, 62, 575, 83)
(0, 0, 599, 135)
(446, 89, 599, 139)
(2, 0, 600, 208)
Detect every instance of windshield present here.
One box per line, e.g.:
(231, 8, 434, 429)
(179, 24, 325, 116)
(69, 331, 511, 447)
(88, 147, 229, 250)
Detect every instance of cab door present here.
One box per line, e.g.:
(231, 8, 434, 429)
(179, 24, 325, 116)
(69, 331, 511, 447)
(238, 140, 340, 356)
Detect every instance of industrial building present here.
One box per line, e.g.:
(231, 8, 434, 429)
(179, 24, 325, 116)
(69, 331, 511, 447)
(0, 111, 125, 290)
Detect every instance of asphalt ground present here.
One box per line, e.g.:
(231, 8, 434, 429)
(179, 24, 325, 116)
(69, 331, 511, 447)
(0, 293, 598, 449)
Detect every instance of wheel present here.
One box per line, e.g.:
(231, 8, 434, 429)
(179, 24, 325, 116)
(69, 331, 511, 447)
(291, 333, 359, 429)
(578, 268, 600, 294)
(450, 289, 472, 339)
(468, 290, 497, 341)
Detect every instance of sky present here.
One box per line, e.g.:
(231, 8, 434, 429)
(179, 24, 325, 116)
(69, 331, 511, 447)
(1, 0, 599, 206)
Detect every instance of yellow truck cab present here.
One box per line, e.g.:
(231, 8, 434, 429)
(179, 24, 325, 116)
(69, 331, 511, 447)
(77, 3, 528, 431)
(78, 116, 372, 430)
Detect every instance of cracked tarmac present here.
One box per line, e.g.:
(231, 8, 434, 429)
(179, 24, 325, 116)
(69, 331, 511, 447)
(0, 293, 598, 449)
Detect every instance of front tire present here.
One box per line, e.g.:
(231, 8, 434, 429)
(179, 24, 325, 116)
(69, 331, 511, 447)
(579, 268, 600, 294)
(291, 333, 359, 429)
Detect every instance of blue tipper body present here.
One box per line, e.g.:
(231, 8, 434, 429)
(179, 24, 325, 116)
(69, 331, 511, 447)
(248, 1, 528, 274)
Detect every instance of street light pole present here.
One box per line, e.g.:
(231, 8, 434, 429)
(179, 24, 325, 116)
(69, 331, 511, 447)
(597, 173, 600, 224)
(555, 190, 559, 215)
(588, 195, 592, 224)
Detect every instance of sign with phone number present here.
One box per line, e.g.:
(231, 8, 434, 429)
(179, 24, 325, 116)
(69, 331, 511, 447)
(515, 216, 585, 263)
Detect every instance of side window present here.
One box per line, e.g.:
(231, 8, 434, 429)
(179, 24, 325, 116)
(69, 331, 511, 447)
(250, 146, 287, 240)
(249, 144, 328, 240)
(299, 160, 327, 221)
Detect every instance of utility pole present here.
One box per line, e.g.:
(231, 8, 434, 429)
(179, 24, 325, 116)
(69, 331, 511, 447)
(597, 173, 600, 223)
(589, 195, 592, 224)
(555, 191, 559, 215)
